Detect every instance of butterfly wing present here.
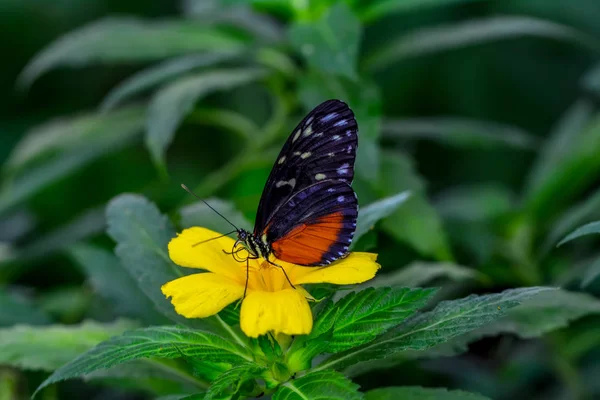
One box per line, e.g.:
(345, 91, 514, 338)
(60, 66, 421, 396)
(265, 180, 358, 266)
(253, 99, 358, 236)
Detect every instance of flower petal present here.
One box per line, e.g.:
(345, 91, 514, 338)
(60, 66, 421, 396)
(162, 272, 244, 318)
(168, 227, 245, 282)
(240, 288, 313, 337)
(291, 252, 380, 285)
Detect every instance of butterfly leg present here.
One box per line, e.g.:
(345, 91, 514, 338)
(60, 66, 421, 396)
(266, 258, 296, 290)
(244, 257, 249, 298)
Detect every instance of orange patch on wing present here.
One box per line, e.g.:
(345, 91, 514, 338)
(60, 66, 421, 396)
(271, 212, 345, 266)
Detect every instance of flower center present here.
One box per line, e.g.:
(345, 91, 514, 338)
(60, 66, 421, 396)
(244, 258, 294, 292)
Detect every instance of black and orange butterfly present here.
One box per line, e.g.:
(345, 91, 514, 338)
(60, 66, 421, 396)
(185, 99, 358, 290)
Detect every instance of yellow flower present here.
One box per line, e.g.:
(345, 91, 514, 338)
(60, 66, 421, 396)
(161, 227, 380, 338)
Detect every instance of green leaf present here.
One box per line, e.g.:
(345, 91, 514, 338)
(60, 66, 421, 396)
(146, 68, 267, 169)
(86, 359, 204, 397)
(361, 0, 487, 22)
(315, 287, 553, 371)
(298, 73, 382, 182)
(366, 16, 597, 72)
(289, 3, 361, 80)
(557, 220, 600, 246)
(435, 184, 514, 222)
(0, 287, 50, 326)
(353, 191, 411, 246)
(379, 152, 451, 260)
(272, 370, 362, 400)
(18, 18, 247, 88)
(480, 289, 600, 338)
(312, 287, 438, 353)
(382, 117, 539, 150)
(367, 262, 478, 288)
(101, 52, 241, 111)
(205, 362, 266, 400)
(543, 187, 600, 254)
(4, 207, 105, 263)
(526, 100, 595, 195)
(179, 198, 252, 233)
(365, 386, 491, 400)
(0, 319, 138, 371)
(0, 107, 144, 216)
(106, 194, 203, 328)
(525, 103, 600, 219)
(582, 257, 600, 288)
(35, 326, 253, 395)
(68, 243, 168, 324)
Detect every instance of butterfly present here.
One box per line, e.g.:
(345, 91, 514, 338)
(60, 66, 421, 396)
(185, 99, 358, 290)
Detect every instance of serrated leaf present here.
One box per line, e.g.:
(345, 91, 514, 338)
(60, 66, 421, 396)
(383, 117, 539, 150)
(366, 16, 595, 71)
(273, 370, 362, 400)
(289, 3, 361, 80)
(205, 362, 265, 400)
(315, 287, 553, 371)
(312, 287, 438, 353)
(0, 319, 138, 371)
(365, 386, 491, 400)
(19, 18, 247, 87)
(0, 287, 50, 327)
(352, 191, 411, 246)
(101, 52, 241, 111)
(35, 326, 253, 396)
(68, 243, 168, 324)
(179, 198, 252, 233)
(557, 220, 600, 246)
(367, 262, 478, 288)
(146, 68, 267, 169)
(379, 151, 451, 260)
(106, 194, 206, 328)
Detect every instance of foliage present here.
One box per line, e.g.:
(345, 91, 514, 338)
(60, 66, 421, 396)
(2, 0, 600, 399)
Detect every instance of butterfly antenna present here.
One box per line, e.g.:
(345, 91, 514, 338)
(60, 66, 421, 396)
(192, 230, 237, 247)
(180, 184, 239, 231)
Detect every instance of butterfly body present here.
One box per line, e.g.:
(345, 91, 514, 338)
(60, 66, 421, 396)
(235, 99, 359, 267)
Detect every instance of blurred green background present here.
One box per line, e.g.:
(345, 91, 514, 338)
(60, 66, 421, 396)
(3, 0, 600, 399)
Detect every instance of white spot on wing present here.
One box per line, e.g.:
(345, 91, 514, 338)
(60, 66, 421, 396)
(337, 163, 349, 175)
(292, 130, 301, 142)
(327, 188, 335, 193)
(303, 125, 313, 136)
(306, 116, 314, 125)
(301, 152, 312, 159)
(278, 156, 286, 164)
(293, 151, 301, 156)
(322, 112, 337, 122)
(333, 135, 340, 141)
(346, 130, 352, 137)
(337, 195, 345, 203)
(328, 152, 335, 157)
(347, 145, 352, 154)
(275, 178, 296, 188)
(315, 173, 327, 181)
(334, 119, 347, 127)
